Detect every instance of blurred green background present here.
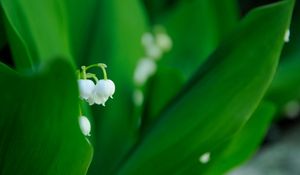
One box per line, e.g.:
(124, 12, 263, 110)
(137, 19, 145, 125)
(0, 0, 299, 174)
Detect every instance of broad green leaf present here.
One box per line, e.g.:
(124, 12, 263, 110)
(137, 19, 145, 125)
(268, 55, 300, 108)
(0, 59, 92, 174)
(267, 1, 300, 109)
(118, 1, 294, 174)
(142, 0, 178, 22)
(87, 1, 148, 174)
(1, 0, 72, 70)
(146, 0, 239, 122)
(0, 8, 6, 49)
(202, 102, 276, 175)
(160, 0, 239, 79)
(62, 0, 98, 65)
(143, 66, 185, 128)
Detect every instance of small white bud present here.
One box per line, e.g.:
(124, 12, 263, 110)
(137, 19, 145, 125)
(145, 44, 162, 60)
(79, 116, 91, 136)
(156, 33, 172, 52)
(199, 152, 210, 164)
(78, 79, 95, 100)
(134, 58, 157, 86)
(141, 32, 155, 47)
(284, 29, 290, 43)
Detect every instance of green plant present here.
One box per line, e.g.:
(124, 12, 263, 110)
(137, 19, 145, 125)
(0, 0, 298, 174)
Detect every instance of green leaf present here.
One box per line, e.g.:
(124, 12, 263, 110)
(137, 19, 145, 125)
(86, 1, 149, 174)
(146, 0, 239, 121)
(0, 8, 6, 49)
(1, 0, 72, 70)
(118, 1, 294, 174)
(202, 101, 276, 175)
(62, 0, 99, 65)
(143, 67, 185, 126)
(268, 55, 300, 109)
(160, 0, 239, 79)
(0, 59, 92, 174)
(267, 1, 300, 109)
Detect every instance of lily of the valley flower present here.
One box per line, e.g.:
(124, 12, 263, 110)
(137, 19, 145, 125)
(78, 79, 96, 100)
(134, 58, 157, 86)
(77, 63, 115, 106)
(92, 79, 115, 106)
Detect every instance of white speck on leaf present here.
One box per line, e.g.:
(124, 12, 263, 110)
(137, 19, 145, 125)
(199, 152, 211, 164)
(284, 29, 290, 43)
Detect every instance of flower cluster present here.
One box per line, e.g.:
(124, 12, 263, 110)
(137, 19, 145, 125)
(134, 25, 172, 87)
(133, 25, 172, 106)
(77, 63, 115, 106)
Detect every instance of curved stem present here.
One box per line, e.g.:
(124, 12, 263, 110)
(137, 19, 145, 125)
(98, 63, 108, 80)
(86, 73, 99, 82)
(81, 66, 87, 79)
(85, 63, 108, 80)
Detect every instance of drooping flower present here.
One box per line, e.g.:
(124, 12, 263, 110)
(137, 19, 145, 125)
(93, 79, 116, 106)
(78, 79, 96, 100)
(155, 32, 172, 52)
(133, 58, 157, 86)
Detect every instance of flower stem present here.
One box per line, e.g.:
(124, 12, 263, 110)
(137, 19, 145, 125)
(98, 63, 108, 80)
(86, 73, 99, 82)
(85, 63, 108, 80)
(81, 66, 87, 79)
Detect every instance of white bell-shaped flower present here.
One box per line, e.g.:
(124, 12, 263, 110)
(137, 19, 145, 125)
(93, 79, 116, 106)
(78, 79, 95, 100)
(156, 32, 172, 52)
(79, 116, 91, 136)
(87, 95, 95, 105)
(134, 58, 157, 86)
(145, 44, 162, 60)
(141, 32, 155, 47)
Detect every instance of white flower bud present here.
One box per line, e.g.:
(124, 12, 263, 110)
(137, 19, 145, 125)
(134, 58, 157, 86)
(156, 33, 172, 52)
(199, 152, 211, 164)
(78, 79, 95, 100)
(141, 32, 155, 47)
(79, 116, 91, 136)
(284, 29, 290, 43)
(145, 44, 162, 60)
